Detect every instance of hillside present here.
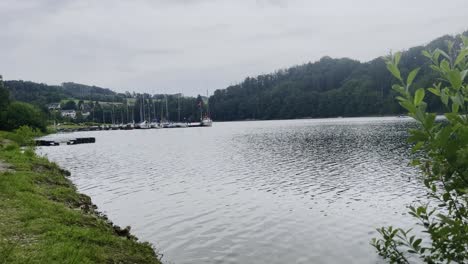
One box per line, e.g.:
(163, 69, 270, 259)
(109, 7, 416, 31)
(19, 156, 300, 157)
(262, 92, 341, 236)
(208, 31, 467, 121)
(3, 81, 124, 107)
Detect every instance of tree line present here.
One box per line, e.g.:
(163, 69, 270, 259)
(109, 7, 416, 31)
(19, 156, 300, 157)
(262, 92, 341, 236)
(208, 32, 467, 121)
(0, 76, 47, 132)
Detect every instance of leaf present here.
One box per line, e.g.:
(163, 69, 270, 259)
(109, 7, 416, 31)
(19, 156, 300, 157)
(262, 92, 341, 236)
(441, 89, 449, 106)
(413, 238, 422, 248)
(430, 65, 442, 73)
(445, 112, 462, 124)
(392, 84, 405, 94)
(428, 87, 440, 96)
(451, 93, 464, 107)
(447, 40, 454, 53)
(437, 214, 455, 224)
(443, 192, 450, 202)
(462, 35, 468, 46)
(424, 113, 436, 130)
(412, 141, 424, 153)
(394, 52, 402, 66)
(396, 96, 406, 102)
(452, 101, 459, 113)
(409, 129, 427, 142)
(414, 88, 425, 105)
(440, 59, 450, 73)
(454, 49, 468, 66)
(461, 69, 467, 81)
(399, 100, 416, 113)
(447, 70, 462, 89)
(436, 48, 451, 61)
(422, 50, 432, 59)
(387, 63, 402, 81)
(407, 68, 420, 87)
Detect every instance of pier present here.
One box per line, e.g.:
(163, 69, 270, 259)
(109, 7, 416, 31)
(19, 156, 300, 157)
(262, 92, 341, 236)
(36, 137, 96, 146)
(55, 122, 210, 133)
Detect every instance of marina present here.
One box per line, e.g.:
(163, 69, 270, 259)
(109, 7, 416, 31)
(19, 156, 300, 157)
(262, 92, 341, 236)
(54, 120, 212, 133)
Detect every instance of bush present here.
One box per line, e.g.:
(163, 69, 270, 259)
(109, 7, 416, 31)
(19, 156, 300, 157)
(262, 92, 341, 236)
(7, 126, 39, 146)
(0, 102, 47, 132)
(371, 36, 467, 263)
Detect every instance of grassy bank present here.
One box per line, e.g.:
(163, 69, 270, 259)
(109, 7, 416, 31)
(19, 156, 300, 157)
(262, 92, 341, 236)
(0, 130, 162, 264)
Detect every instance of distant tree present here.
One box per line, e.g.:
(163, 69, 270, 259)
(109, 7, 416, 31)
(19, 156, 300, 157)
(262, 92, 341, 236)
(62, 100, 77, 110)
(78, 100, 84, 110)
(0, 75, 9, 109)
(0, 101, 47, 132)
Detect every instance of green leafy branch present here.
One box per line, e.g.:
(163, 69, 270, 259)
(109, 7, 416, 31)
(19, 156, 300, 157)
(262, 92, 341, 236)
(372, 35, 468, 264)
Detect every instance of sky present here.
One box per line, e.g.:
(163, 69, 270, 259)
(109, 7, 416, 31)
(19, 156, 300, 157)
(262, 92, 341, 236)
(0, 0, 467, 96)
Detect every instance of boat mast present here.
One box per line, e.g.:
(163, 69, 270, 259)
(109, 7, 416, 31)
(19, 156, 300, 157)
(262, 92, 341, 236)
(154, 99, 157, 122)
(160, 97, 164, 122)
(142, 95, 146, 122)
(148, 97, 151, 122)
(200, 102, 203, 121)
(139, 96, 143, 122)
(206, 90, 210, 118)
(178, 94, 181, 122)
(165, 95, 169, 122)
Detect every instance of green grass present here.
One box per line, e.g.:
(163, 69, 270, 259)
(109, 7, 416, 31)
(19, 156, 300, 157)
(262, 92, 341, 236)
(0, 132, 162, 264)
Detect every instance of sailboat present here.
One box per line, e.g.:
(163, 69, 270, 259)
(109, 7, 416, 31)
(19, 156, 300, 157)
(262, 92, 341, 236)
(173, 94, 188, 128)
(200, 91, 213, 127)
(148, 96, 160, 128)
(135, 96, 150, 129)
(138, 120, 151, 129)
(160, 95, 171, 128)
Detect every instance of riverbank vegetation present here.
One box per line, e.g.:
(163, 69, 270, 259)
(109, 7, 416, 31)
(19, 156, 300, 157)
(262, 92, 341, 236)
(0, 76, 47, 132)
(372, 36, 467, 263)
(0, 128, 162, 263)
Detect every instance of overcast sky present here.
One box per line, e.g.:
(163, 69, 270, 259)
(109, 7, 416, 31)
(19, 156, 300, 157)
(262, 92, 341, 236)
(0, 0, 467, 96)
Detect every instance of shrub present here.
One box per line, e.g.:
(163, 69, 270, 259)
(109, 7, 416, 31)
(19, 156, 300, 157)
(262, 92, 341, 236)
(8, 126, 39, 146)
(371, 36, 467, 263)
(0, 102, 47, 132)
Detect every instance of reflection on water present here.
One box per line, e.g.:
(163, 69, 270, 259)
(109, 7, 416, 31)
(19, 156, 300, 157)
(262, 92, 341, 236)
(38, 117, 425, 264)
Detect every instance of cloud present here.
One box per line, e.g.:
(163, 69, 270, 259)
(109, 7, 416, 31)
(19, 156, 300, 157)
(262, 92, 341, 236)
(0, 0, 467, 96)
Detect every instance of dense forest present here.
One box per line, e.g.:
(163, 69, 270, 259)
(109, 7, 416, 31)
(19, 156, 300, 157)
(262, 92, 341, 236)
(3, 31, 467, 123)
(208, 32, 467, 121)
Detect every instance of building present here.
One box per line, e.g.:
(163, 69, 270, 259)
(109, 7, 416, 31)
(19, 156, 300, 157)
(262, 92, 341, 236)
(47, 103, 61, 110)
(61, 110, 76, 119)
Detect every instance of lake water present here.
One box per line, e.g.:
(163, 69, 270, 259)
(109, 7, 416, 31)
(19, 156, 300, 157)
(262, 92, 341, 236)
(37, 117, 426, 264)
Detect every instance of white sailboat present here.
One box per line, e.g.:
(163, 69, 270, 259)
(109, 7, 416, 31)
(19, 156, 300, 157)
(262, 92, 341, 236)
(200, 91, 213, 127)
(201, 116, 212, 127)
(138, 120, 151, 129)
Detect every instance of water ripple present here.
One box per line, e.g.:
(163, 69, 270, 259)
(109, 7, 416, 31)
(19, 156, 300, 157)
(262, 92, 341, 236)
(38, 117, 424, 264)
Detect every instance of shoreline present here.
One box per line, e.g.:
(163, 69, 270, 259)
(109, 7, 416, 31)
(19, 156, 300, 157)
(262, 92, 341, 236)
(0, 131, 162, 263)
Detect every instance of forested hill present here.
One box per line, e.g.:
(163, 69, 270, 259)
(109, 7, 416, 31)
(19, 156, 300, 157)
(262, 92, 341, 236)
(4, 81, 125, 106)
(208, 32, 467, 121)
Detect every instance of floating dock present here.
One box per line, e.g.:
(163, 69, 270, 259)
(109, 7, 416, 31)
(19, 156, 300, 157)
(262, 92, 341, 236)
(56, 123, 209, 132)
(36, 137, 96, 146)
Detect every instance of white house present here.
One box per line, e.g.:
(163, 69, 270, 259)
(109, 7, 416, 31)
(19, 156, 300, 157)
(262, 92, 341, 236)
(47, 103, 61, 110)
(61, 110, 76, 119)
